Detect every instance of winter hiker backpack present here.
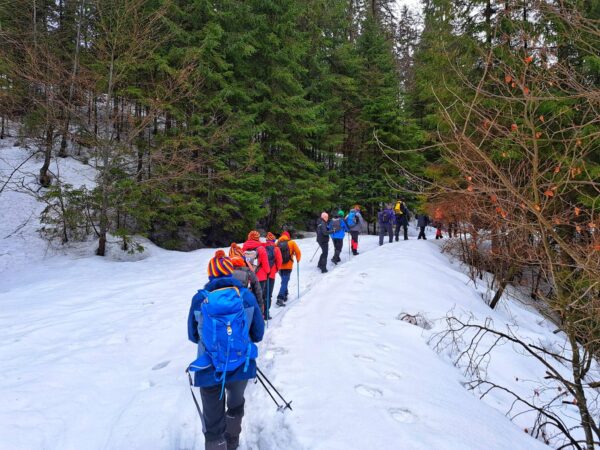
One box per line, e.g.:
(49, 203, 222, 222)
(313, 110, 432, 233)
(189, 286, 257, 391)
(265, 245, 276, 269)
(381, 210, 392, 224)
(278, 241, 291, 264)
(346, 211, 357, 228)
(394, 201, 404, 215)
(243, 250, 258, 271)
(331, 218, 342, 232)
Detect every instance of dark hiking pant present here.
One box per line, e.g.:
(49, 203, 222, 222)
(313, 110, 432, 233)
(332, 238, 343, 263)
(200, 380, 248, 445)
(318, 241, 329, 271)
(418, 227, 427, 240)
(260, 279, 275, 316)
(395, 223, 408, 241)
(277, 269, 292, 300)
(379, 222, 393, 245)
(350, 231, 359, 255)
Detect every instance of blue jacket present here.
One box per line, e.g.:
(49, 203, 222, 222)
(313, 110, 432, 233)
(187, 276, 265, 387)
(329, 217, 349, 239)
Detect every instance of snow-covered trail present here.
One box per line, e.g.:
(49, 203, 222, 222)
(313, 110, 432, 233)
(0, 232, 550, 450)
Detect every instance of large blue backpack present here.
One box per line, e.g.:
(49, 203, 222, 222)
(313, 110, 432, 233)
(346, 211, 357, 228)
(189, 286, 256, 396)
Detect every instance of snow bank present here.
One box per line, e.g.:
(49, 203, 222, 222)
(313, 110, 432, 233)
(0, 139, 96, 275)
(0, 222, 560, 450)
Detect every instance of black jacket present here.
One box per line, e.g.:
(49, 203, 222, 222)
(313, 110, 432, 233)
(316, 218, 331, 244)
(416, 214, 430, 228)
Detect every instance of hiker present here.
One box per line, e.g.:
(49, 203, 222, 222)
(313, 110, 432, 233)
(416, 213, 430, 240)
(263, 232, 283, 316)
(276, 231, 301, 306)
(241, 231, 271, 319)
(378, 204, 395, 246)
(229, 243, 263, 308)
(435, 226, 444, 239)
(187, 251, 265, 450)
(448, 220, 458, 238)
(393, 200, 410, 241)
(433, 207, 444, 240)
(345, 205, 363, 255)
(316, 212, 332, 273)
(329, 210, 348, 264)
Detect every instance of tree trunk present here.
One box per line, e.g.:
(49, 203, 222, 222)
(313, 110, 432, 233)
(39, 124, 54, 187)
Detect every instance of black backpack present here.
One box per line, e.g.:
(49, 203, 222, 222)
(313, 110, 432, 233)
(265, 245, 276, 268)
(278, 241, 291, 264)
(331, 218, 342, 232)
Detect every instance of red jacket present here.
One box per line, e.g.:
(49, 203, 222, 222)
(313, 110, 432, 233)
(265, 241, 283, 279)
(242, 239, 270, 282)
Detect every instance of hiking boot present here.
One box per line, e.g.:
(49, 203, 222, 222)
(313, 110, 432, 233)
(225, 412, 243, 450)
(205, 437, 227, 450)
(276, 299, 286, 307)
(321, 268, 328, 273)
(264, 312, 272, 320)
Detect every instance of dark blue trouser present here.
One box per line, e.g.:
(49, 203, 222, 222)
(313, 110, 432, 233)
(379, 222, 393, 245)
(277, 269, 292, 300)
(200, 379, 248, 443)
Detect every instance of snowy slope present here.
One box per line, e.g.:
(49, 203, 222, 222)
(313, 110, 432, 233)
(0, 140, 569, 450)
(0, 138, 96, 275)
(0, 226, 557, 450)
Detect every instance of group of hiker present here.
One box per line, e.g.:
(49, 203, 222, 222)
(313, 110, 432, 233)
(316, 205, 363, 273)
(185, 200, 453, 450)
(186, 229, 302, 450)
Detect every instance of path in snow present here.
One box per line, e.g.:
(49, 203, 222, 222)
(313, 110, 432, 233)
(0, 229, 552, 450)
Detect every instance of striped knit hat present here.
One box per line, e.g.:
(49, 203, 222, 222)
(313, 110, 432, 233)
(207, 250, 234, 279)
(229, 243, 244, 258)
(247, 230, 260, 241)
(266, 232, 276, 242)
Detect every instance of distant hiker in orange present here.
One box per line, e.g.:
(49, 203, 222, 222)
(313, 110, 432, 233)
(275, 231, 301, 306)
(433, 207, 444, 240)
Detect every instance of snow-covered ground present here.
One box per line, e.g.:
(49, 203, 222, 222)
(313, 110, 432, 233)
(0, 139, 96, 275)
(0, 139, 578, 449)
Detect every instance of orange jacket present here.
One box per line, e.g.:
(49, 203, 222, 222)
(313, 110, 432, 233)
(277, 234, 301, 270)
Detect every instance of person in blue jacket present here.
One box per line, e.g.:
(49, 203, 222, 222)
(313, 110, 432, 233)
(329, 210, 349, 264)
(187, 250, 265, 450)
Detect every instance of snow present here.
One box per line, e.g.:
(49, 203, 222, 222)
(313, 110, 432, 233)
(0, 138, 96, 275)
(0, 140, 576, 450)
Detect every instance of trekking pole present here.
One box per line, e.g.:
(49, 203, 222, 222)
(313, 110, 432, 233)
(266, 279, 270, 328)
(256, 367, 293, 411)
(185, 369, 206, 427)
(296, 264, 300, 300)
(347, 233, 351, 258)
(255, 373, 282, 410)
(309, 246, 319, 263)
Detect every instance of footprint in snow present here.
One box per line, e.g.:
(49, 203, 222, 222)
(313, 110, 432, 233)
(377, 344, 391, 352)
(152, 360, 170, 371)
(359, 272, 368, 278)
(353, 354, 376, 362)
(384, 371, 402, 381)
(355, 384, 383, 398)
(389, 408, 417, 423)
(264, 347, 288, 360)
